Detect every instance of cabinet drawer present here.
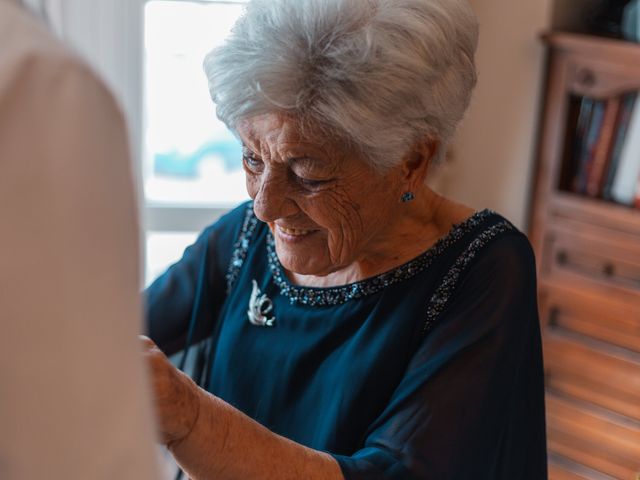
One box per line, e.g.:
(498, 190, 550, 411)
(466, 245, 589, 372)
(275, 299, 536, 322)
(548, 464, 586, 480)
(546, 394, 640, 480)
(539, 283, 640, 352)
(544, 332, 640, 421)
(548, 459, 605, 480)
(543, 228, 640, 291)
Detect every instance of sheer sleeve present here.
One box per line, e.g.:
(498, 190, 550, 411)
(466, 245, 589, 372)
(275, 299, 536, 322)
(144, 203, 249, 356)
(330, 232, 547, 480)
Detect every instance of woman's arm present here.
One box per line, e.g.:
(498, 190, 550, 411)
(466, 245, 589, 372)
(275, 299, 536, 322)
(144, 227, 218, 356)
(331, 232, 547, 479)
(141, 336, 344, 480)
(174, 389, 343, 479)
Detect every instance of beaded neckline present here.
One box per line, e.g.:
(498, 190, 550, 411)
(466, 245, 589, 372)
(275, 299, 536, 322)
(266, 209, 495, 306)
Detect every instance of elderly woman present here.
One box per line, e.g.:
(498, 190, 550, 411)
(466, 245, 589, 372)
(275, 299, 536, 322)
(143, 0, 547, 478)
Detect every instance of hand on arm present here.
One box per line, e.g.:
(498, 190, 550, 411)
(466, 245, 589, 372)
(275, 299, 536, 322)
(141, 336, 344, 480)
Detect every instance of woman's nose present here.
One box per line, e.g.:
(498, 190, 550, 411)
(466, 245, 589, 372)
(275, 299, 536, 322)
(252, 173, 298, 223)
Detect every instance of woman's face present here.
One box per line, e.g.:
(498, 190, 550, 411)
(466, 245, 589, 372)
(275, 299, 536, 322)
(237, 113, 403, 277)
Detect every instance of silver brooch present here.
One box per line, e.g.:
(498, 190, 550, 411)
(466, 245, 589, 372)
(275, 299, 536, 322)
(247, 280, 276, 327)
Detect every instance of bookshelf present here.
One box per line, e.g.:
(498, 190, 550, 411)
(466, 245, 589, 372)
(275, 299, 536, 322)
(529, 33, 640, 480)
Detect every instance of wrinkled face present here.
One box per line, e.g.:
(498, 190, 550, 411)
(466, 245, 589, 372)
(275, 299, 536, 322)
(237, 113, 403, 277)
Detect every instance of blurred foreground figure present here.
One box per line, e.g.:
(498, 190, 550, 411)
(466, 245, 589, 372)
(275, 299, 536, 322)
(0, 0, 161, 478)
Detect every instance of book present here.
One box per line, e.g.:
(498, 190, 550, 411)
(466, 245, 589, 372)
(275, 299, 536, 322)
(576, 100, 606, 194)
(585, 97, 622, 197)
(603, 93, 638, 199)
(610, 96, 640, 205)
(622, 0, 640, 42)
(571, 97, 595, 193)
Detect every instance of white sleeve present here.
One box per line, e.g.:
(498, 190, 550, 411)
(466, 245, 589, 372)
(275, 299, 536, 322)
(0, 46, 162, 479)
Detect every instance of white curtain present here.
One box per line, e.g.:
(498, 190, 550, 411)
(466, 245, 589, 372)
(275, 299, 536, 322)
(19, 0, 63, 35)
(29, 0, 146, 220)
(47, 0, 145, 186)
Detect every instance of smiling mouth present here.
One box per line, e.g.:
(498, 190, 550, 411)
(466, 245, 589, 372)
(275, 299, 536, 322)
(277, 225, 315, 236)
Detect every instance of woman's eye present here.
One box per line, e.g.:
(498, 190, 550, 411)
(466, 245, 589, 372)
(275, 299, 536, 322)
(243, 155, 263, 171)
(296, 176, 330, 189)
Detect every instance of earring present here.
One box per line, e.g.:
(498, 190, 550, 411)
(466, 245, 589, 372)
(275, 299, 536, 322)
(401, 191, 415, 203)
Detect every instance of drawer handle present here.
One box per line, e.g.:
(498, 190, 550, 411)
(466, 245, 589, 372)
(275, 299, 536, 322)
(576, 68, 596, 88)
(602, 263, 615, 277)
(556, 250, 568, 265)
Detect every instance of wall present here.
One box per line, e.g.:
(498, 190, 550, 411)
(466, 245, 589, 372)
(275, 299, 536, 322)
(432, 0, 555, 230)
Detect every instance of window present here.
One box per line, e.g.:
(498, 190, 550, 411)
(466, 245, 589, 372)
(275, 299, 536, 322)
(143, 0, 249, 284)
(51, 0, 249, 285)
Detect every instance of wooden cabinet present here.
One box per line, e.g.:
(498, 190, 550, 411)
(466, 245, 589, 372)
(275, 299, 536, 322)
(529, 33, 640, 480)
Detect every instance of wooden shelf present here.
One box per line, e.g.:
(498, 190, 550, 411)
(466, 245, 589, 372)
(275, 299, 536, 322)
(529, 32, 640, 480)
(542, 32, 640, 59)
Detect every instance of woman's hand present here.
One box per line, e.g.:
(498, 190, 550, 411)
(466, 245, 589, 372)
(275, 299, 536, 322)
(140, 336, 343, 479)
(140, 335, 202, 447)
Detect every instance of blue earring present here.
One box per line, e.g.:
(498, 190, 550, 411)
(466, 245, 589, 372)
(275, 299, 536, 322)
(401, 191, 415, 203)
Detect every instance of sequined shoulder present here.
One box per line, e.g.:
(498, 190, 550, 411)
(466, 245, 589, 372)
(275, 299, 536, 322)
(421, 219, 516, 337)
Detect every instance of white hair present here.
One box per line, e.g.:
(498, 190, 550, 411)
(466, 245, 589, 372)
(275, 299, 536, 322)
(204, 0, 479, 170)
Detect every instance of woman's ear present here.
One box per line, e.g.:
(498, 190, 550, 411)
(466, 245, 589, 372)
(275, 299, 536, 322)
(402, 138, 439, 189)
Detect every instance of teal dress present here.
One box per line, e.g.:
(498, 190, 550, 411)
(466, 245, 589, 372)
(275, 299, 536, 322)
(145, 202, 547, 479)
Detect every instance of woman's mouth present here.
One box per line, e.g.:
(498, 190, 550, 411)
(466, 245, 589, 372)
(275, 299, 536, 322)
(275, 224, 317, 241)
(279, 226, 312, 236)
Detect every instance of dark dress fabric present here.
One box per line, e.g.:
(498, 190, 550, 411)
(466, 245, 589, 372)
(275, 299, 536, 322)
(145, 201, 547, 480)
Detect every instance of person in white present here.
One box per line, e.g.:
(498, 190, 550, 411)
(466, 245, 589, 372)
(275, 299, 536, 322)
(0, 0, 161, 478)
